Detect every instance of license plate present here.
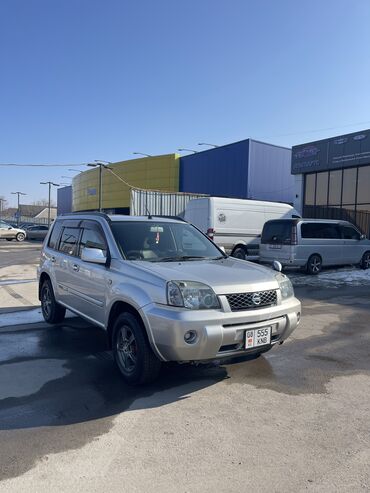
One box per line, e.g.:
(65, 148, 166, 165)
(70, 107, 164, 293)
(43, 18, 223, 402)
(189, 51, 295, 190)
(245, 327, 272, 349)
(269, 243, 281, 249)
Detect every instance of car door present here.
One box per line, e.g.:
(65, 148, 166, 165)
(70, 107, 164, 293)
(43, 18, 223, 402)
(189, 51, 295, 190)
(64, 221, 109, 326)
(340, 224, 362, 264)
(0, 221, 14, 239)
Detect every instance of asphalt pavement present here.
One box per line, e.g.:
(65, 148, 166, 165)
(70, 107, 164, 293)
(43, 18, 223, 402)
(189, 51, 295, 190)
(0, 283, 369, 492)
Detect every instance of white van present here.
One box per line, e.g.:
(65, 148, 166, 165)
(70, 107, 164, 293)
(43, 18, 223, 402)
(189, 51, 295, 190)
(184, 197, 300, 259)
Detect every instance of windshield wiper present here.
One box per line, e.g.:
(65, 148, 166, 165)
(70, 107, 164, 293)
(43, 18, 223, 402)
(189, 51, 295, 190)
(154, 255, 209, 262)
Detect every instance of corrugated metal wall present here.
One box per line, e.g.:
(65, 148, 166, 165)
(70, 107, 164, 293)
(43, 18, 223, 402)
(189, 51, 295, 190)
(248, 140, 294, 203)
(130, 189, 207, 217)
(72, 154, 180, 212)
(179, 140, 249, 198)
(57, 186, 73, 215)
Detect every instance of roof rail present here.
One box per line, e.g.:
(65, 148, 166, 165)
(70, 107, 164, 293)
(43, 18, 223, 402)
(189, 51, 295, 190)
(58, 212, 112, 222)
(149, 215, 187, 222)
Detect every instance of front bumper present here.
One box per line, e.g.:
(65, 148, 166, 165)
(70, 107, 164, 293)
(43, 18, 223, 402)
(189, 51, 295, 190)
(140, 297, 301, 362)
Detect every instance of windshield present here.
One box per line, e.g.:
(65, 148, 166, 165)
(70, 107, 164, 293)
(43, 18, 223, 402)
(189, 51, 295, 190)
(110, 221, 224, 261)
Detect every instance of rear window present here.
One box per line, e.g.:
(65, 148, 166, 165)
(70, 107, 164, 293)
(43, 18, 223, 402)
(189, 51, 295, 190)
(301, 223, 341, 239)
(261, 220, 293, 244)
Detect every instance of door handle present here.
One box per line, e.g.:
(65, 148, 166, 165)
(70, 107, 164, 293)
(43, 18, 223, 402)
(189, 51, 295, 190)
(72, 264, 80, 272)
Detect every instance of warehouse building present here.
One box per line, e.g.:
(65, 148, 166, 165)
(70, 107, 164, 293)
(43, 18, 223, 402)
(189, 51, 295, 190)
(72, 154, 180, 214)
(292, 128, 370, 236)
(180, 139, 294, 204)
(58, 138, 295, 215)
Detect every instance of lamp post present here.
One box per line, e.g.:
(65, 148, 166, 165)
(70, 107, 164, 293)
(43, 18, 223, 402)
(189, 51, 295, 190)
(87, 161, 112, 212)
(133, 152, 152, 157)
(11, 191, 27, 226)
(40, 182, 59, 227)
(0, 197, 6, 216)
(197, 142, 218, 148)
(177, 148, 197, 154)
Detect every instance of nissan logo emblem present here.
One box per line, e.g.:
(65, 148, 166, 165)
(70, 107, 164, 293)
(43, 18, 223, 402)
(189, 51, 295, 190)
(252, 293, 261, 305)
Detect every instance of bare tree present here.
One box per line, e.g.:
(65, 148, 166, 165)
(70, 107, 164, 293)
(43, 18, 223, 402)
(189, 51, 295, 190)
(33, 199, 56, 207)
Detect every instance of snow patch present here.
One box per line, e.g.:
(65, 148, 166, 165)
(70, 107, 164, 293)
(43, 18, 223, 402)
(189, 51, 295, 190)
(290, 267, 370, 288)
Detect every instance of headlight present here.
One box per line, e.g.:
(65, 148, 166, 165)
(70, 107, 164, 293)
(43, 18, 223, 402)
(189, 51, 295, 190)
(167, 281, 220, 310)
(276, 273, 294, 300)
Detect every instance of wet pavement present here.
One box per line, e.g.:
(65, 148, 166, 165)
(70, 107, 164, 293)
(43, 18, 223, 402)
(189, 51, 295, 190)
(0, 285, 369, 491)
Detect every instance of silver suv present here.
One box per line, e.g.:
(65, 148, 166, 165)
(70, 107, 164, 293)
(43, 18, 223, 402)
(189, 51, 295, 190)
(38, 213, 301, 385)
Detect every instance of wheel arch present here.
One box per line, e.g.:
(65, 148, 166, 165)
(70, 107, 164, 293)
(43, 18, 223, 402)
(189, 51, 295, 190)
(107, 301, 148, 350)
(38, 271, 51, 300)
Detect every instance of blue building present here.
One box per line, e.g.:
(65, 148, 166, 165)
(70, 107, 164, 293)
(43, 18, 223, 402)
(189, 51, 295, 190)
(180, 139, 294, 204)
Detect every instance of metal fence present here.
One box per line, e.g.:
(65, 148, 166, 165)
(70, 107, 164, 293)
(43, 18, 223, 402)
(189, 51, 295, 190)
(303, 206, 370, 238)
(0, 215, 50, 227)
(130, 189, 208, 217)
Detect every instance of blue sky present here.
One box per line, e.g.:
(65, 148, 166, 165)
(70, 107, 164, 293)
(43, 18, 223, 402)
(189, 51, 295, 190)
(1, 0, 370, 206)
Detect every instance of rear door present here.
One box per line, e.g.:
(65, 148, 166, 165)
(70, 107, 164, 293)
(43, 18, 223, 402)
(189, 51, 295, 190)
(260, 220, 294, 261)
(64, 220, 109, 325)
(340, 224, 362, 264)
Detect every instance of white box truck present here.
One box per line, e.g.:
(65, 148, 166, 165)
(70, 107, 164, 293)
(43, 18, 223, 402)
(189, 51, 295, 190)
(184, 197, 300, 259)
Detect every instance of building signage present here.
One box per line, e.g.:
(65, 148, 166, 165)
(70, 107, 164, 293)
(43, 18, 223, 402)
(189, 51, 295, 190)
(292, 128, 370, 174)
(87, 188, 97, 196)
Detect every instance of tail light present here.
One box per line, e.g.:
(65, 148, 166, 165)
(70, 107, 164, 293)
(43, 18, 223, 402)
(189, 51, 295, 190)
(291, 225, 298, 245)
(207, 228, 215, 240)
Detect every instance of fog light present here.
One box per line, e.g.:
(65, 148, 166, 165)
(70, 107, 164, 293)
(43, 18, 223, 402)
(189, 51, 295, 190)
(184, 330, 198, 344)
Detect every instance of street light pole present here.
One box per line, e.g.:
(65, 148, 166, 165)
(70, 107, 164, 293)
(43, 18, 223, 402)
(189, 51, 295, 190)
(197, 142, 219, 148)
(87, 161, 112, 212)
(177, 148, 198, 154)
(11, 191, 27, 226)
(133, 152, 152, 157)
(40, 182, 59, 227)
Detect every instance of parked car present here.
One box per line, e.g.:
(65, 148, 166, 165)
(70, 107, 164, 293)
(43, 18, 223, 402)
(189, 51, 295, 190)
(0, 220, 26, 242)
(38, 213, 301, 385)
(25, 225, 49, 240)
(260, 218, 370, 274)
(184, 197, 300, 259)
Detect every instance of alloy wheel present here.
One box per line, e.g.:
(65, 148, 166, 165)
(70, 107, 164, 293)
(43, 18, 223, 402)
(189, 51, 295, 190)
(41, 285, 52, 318)
(310, 256, 321, 274)
(116, 325, 138, 373)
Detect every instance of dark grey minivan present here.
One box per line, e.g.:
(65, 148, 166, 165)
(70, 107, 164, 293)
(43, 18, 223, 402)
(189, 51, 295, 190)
(259, 219, 370, 274)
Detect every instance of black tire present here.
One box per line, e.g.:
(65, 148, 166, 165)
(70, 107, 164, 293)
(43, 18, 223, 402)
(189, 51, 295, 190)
(40, 279, 66, 324)
(6, 238, 13, 241)
(361, 251, 370, 270)
(16, 232, 25, 242)
(306, 254, 322, 275)
(112, 312, 161, 385)
(232, 247, 247, 260)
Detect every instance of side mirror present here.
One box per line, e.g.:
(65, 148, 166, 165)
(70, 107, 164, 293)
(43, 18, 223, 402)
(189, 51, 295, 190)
(360, 234, 366, 240)
(273, 260, 282, 272)
(219, 246, 226, 253)
(81, 247, 107, 265)
(8, 227, 12, 230)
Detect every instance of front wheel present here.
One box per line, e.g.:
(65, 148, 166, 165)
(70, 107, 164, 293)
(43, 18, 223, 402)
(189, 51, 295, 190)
(40, 279, 66, 324)
(232, 247, 247, 260)
(112, 312, 161, 385)
(306, 254, 322, 275)
(361, 251, 370, 270)
(16, 233, 25, 242)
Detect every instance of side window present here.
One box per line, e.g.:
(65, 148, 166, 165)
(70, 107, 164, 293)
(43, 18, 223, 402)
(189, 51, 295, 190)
(301, 223, 340, 239)
(48, 221, 63, 250)
(79, 228, 107, 256)
(342, 226, 360, 240)
(58, 227, 81, 256)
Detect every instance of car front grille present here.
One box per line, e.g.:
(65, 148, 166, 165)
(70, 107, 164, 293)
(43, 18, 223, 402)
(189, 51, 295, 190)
(226, 290, 277, 311)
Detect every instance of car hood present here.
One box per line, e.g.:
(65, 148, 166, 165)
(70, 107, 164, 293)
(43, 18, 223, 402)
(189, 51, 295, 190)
(133, 257, 280, 294)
